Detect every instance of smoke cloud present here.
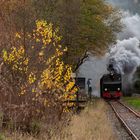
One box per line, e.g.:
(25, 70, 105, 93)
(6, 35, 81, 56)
(108, 10, 140, 76)
(119, 12, 140, 40)
(109, 38, 140, 75)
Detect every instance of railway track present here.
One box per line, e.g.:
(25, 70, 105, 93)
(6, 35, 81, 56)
(109, 101, 140, 140)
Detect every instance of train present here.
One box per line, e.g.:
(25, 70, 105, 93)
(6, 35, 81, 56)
(100, 64, 122, 99)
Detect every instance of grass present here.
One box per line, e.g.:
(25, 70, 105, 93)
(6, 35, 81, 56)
(2, 99, 116, 140)
(62, 99, 116, 140)
(122, 97, 140, 111)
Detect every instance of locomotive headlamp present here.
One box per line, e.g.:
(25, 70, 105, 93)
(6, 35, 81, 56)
(117, 88, 120, 91)
(104, 88, 108, 91)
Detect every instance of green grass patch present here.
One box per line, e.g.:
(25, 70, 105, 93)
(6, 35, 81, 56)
(123, 97, 140, 111)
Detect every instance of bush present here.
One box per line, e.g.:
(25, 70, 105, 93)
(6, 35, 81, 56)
(0, 20, 77, 132)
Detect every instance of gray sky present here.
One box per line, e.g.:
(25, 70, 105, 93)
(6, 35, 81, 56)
(107, 0, 140, 14)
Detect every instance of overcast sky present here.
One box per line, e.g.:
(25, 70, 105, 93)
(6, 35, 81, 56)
(107, 0, 140, 14)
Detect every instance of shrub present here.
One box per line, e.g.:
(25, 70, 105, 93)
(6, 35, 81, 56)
(0, 20, 77, 131)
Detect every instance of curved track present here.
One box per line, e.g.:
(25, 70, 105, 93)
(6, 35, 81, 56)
(109, 101, 140, 140)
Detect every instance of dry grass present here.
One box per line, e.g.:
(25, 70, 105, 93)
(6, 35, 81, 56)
(2, 99, 116, 140)
(57, 99, 116, 140)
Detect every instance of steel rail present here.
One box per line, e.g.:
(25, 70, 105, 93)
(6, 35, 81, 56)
(109, 102, 139, 140)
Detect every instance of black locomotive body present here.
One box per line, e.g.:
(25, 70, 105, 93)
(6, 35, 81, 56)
(100, 65, 122, 99)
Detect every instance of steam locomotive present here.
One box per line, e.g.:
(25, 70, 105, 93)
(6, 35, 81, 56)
(100, 64, 122, 99)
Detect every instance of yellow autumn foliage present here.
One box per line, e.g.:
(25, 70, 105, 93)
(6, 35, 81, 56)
(2, 46, 28, 72)
(28, 72, 36, 84)
(2, 20, 77, 110)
